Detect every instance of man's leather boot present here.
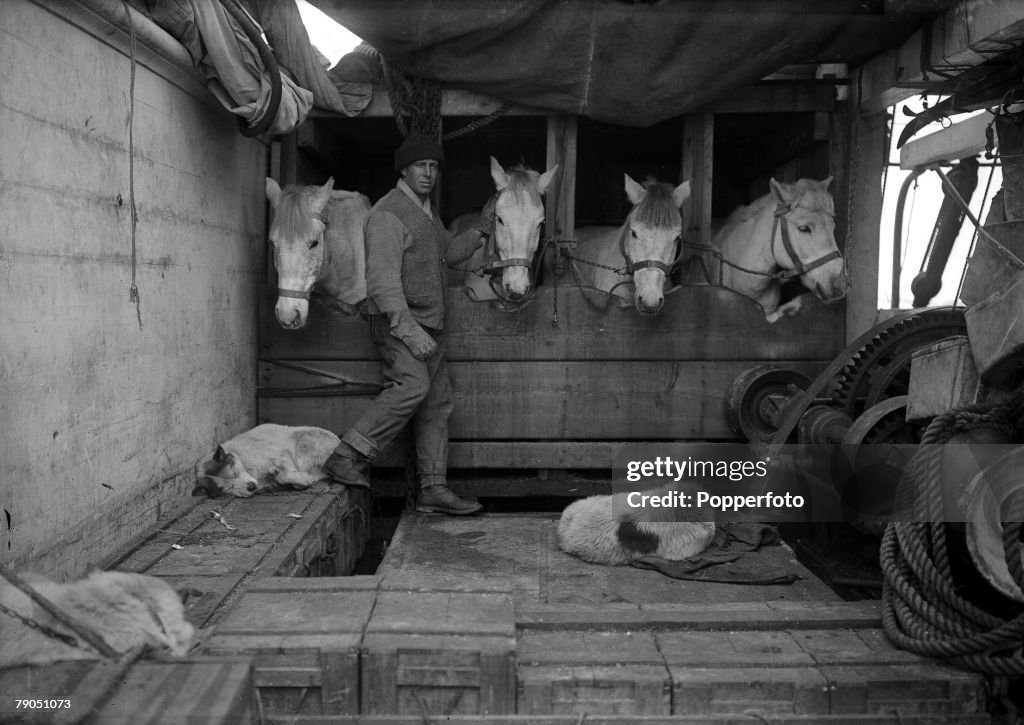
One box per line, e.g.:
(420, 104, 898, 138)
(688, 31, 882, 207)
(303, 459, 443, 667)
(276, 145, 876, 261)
(322, 443, 371, 489)
(416, 484, 482, 515)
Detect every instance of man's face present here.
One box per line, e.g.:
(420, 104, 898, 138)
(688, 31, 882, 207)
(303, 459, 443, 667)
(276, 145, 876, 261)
(400, 159, 439, 197)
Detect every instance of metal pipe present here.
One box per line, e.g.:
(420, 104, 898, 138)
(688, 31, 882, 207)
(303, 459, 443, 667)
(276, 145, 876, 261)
(891, 167, 926, 308)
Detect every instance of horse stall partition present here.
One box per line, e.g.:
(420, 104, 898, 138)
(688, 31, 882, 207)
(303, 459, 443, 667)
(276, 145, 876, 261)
(259, 104, 846, 495)
(258, 284, 844, 492)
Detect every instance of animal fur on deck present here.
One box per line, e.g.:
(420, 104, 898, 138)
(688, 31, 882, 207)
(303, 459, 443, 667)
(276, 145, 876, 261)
(558, 489, 715, 566)
(194, 424, 340, 498)
(0, 570, 195, 668)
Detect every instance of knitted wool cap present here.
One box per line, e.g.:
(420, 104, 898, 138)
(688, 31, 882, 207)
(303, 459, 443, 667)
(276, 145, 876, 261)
(394, 134, 444, 172)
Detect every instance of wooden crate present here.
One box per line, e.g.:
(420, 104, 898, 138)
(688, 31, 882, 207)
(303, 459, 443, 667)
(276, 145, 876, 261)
(516, 631, 671, 715)
(960, 221, 1024, 306)
(0, 657, 253, 725)
(658, 629, 985, 718)
(965, 270, 1024, 386)
(203, 576, 378, 716)
(361, 575, 517, 716)
(270, 489, 369, 577)
(106, 490, 369, 629)
(906, 336, 979, 420)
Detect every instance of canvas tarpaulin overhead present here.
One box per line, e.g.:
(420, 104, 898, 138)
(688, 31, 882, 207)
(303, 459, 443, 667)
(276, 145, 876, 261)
(311, 0, 948, 127)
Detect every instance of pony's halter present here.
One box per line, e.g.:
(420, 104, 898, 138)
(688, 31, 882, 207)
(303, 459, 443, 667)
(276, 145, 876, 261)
(480, 192, 537, 276)
(618, 224, 684, 276)
(276, 219, 326, 301)
(770, 202, 840, 278)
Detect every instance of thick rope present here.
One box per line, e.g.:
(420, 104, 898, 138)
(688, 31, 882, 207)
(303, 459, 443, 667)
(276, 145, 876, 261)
(881, 391, 1024, 679)
(380, 58, 441, 140)
(122, 0, 142, 329)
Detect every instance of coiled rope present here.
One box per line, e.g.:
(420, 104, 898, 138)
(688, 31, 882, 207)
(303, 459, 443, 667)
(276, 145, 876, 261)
(881, 391, 1024, 680)
(375, 49, 511, 141)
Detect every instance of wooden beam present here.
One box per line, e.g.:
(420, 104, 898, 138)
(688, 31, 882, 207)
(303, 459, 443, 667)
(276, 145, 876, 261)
(309, 86, 549, 119)
(310, 83, 836, 121)
(546, 115, 577, 242)
(681, 114, 714, 252)
(899, 112, 990, 168)
(859, 0, 1024, 114)
(695, 83, 837, 114)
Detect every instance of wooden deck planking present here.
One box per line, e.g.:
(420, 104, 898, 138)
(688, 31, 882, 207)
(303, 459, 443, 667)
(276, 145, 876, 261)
(376, 513, 837, 607)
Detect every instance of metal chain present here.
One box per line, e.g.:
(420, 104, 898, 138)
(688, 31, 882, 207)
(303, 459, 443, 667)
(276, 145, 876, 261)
(0, 600, 79, 648)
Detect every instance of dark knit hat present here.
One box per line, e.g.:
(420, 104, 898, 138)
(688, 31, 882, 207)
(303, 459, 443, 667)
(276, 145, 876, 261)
(394, 134, 444, 172)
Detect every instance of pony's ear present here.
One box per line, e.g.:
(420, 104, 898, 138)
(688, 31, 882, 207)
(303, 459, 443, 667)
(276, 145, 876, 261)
(673, 180, 692, 209)
(213, 445, 228, 463)
(624, 174, 646, 205)
(309, 177, 334, 215)
(537, 165, 559, 195)
(266, 177, 282, 208)
(819, 176, 834, 190)
(769, 178, 796, 205)
(490, 156, 510, 191)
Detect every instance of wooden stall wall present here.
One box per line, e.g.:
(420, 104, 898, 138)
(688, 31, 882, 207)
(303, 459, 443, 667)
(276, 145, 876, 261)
(0, 2, 266, 577)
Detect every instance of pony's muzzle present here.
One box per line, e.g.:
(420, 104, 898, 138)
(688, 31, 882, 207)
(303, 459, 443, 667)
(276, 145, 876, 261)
(275, 299, 310, 329)
(635, 295, 664, 315)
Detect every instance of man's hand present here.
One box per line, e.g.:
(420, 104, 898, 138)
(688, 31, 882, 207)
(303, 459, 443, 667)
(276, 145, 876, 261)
(395, 324, 438, 361)
(475, 195, 497, 237)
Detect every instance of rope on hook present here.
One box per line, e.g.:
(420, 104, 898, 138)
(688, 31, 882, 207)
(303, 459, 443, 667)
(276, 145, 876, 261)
(122, 0, 142, 329)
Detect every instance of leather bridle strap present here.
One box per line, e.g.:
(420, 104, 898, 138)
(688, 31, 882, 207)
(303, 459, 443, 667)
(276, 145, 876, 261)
(274, 222, 326, 302)
(771, 202, 841, 279)
(277, 288, 312, 300)
(619, 225, 684, 276)
(480, 196, 534, 275)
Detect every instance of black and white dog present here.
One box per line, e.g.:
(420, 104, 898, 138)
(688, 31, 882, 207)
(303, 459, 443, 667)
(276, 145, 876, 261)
(557, 489, 715, 565)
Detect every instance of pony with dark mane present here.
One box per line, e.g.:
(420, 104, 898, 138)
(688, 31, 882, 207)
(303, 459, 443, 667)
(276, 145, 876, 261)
(557, 175, 690, 315)
(265, 177, 371, 329)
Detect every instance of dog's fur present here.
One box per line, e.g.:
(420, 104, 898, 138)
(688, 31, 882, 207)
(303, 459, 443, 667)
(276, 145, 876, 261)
(194, 424, 340, 498)
(557, 490, 715, 565)
(0, 570, 195, 668)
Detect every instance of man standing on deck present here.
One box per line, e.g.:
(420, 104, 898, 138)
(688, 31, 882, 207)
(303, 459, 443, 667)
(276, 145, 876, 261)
(323, 134, 493, 515)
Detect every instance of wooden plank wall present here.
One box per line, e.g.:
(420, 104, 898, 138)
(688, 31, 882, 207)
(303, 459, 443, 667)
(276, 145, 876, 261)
(259, 287, 844, 469)
(0, 2, 267, 576)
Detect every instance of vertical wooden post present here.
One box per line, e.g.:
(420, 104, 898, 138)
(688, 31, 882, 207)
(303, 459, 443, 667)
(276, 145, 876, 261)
(681, 113, 714, 269)
(546, 115, 577, 242)
(279, 131, 298, 187)
(845, 109, 887, 342)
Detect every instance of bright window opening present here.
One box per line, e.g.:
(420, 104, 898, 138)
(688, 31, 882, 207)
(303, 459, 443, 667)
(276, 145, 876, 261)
(878, 96, 1002, 310)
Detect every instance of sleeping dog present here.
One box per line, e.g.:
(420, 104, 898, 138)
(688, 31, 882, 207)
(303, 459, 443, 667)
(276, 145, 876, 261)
(557, 488, 715, 565)
(194, 424, 340, 498)
(0, 569, 195, 668)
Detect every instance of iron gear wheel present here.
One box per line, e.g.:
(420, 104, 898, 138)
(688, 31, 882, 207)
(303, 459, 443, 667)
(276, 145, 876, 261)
(830, 308, 966, 419)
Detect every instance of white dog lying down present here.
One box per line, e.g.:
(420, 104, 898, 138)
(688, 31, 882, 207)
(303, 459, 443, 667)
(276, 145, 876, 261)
(0, 570, 195, 668)
(558, 489, 715, 565)
(194, 424, 340, 498)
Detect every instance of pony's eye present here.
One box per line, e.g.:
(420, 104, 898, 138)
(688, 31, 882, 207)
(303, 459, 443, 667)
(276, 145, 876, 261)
(631, 229, 638, 239)
(308, 239, 319, 249)
(797, 225, 811, 234)
(496, 216, 505, 226)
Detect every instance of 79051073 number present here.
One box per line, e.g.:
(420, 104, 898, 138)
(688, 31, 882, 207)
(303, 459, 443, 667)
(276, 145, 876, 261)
(15, 699, 71, 709)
